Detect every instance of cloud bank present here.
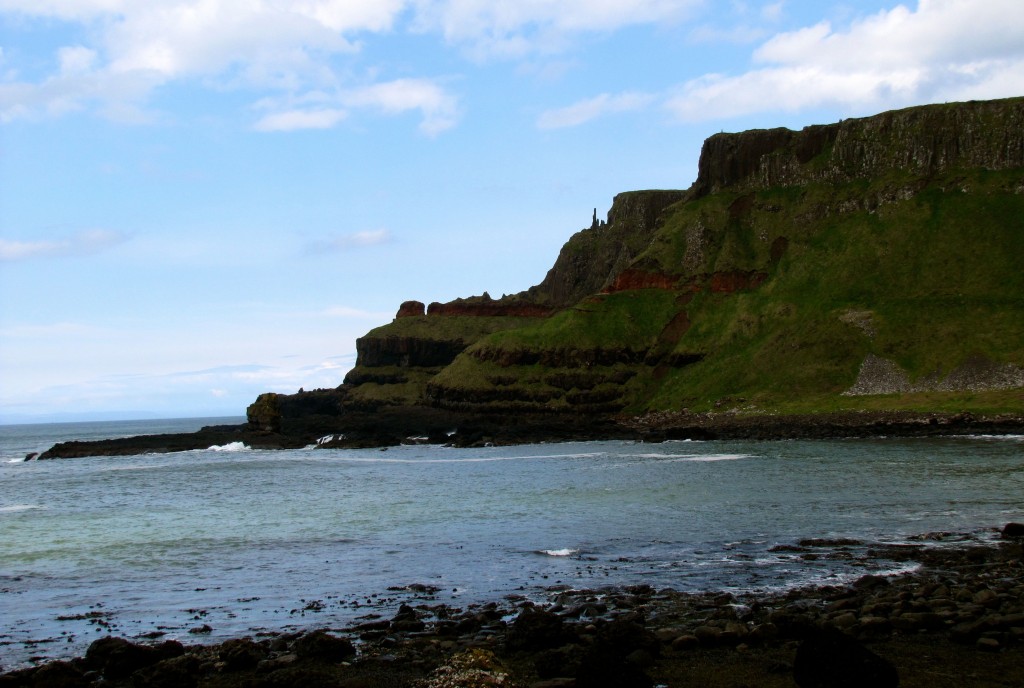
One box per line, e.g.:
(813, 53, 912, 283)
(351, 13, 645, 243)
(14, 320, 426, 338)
(540, 0, 1024, 127)
(0, 0, 698, 129)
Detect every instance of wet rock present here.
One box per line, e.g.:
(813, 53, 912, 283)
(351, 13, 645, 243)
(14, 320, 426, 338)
(670, 634, 699, 650)
(507, 609, 577, 652)
(292, 630, 356, 663)
(829, 612, 858, 629)
(218, 638, 265, 671)
(1000, 523, 1024, 538)
(27, 661, 87, 688)
(794, 628, 898, 688)
(85, 637, 160, 680)
(891, 612, 943, 631)
(592, 618, 660, 658)
(973, 589, 999, 606)
(977, 637, 1001, 651)
(693, 625, 723, 645)
(256, 653, 298, 674)
(130, 654, 201, 688)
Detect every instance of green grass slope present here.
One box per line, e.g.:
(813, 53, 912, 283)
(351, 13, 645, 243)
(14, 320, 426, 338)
(428, 166, 1024, 418)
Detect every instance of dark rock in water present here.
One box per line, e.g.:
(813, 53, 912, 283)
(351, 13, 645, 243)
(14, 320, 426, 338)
(507, 608, 577, 652)
(292, 630, 356, 662)
(1001, 522, 1024, 538)
(794, 628, 898, 688)
(84, 637, 164, 680)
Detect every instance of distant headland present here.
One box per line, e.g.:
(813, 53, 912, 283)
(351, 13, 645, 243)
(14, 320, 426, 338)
(39, 97, 1024, 458)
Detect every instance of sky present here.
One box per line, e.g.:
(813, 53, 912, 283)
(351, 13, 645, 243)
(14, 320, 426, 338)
(1, 0, 1023, 423)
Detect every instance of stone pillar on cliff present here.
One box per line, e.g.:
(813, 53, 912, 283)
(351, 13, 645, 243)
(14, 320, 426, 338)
(591, 208, 599, 230)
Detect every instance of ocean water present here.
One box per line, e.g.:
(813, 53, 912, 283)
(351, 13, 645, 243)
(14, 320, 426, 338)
(2, 418, 1023, 668)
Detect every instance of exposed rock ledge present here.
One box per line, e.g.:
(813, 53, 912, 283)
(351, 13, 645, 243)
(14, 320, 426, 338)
(844, 355, 1024, 396)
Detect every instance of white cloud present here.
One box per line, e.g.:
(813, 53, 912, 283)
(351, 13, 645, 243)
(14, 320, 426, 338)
(306, 228, 393, 253)
(251, 77, 459, 133)
(253, 107, 348, 132)
(0, 229, 128, 261)
(413, 0, 700, 57)
(0, 0, 406, 123)
(1, 0, 699, 127)
(666, 0, 1024, 122)
(58, 46, 98, 75)
(537, 92, 654, 129)
(536, 0, 1024, 129)
(345, 78, 460, 135)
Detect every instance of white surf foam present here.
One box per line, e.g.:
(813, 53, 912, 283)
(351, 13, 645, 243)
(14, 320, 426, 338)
(539, 548, 579, 557)
(0, 504, 44, 513)
(629, 453, 752, 462)
(208, 442, 251, 452)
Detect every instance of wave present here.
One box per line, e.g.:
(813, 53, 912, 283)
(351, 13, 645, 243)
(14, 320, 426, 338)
(0, 504, 44, 513)
(319, 452, 606, 465)
(629, 453, 752, 462)
(208, 442, 251, 452)
(537, 548, 580, 557)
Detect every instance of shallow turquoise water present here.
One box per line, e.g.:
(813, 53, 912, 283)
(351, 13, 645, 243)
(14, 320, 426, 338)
(2, 419, 1023, 667)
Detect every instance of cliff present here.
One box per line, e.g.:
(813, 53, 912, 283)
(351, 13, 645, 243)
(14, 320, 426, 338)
(690, 99, 1024, 197)
(39, 97, 1024, 456)
(288, 97, 1021, 447)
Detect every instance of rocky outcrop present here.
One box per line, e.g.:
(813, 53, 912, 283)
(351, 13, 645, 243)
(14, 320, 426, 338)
(426, 297, 554, 318)
(844, 354, 1024, 396)
(396, 300, 426, 318)
(524, 190, 686, 308)
(351, 335, 468, 369)
(690, 97, 1024, 197)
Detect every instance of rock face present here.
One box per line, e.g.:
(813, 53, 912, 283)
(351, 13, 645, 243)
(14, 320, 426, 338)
(38, 97, 1024, 456)
(524, 190, 686, 308)
(690, 99, 1024, 197)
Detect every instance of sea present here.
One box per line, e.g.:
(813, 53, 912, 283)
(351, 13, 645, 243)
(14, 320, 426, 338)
(2, 417, 1023, 668)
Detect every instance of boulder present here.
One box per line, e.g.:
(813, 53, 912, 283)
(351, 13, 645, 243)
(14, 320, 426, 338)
(1001, 522, 1024, 538)
(218, 638, 265, 672)
(292, 630, 356, 662)
(25, 661, 87, 688)
(85, 637, 160, 680)
(129, 654, 201, 688)
(506, 609, 577, 652)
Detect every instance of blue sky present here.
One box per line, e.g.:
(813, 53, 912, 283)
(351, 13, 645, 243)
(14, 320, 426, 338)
(2, 0, 1023, 423)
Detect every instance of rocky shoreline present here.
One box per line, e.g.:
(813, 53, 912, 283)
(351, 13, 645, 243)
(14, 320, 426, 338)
(33, 410, 1024, 459)
(3, 525, 1022, 687)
